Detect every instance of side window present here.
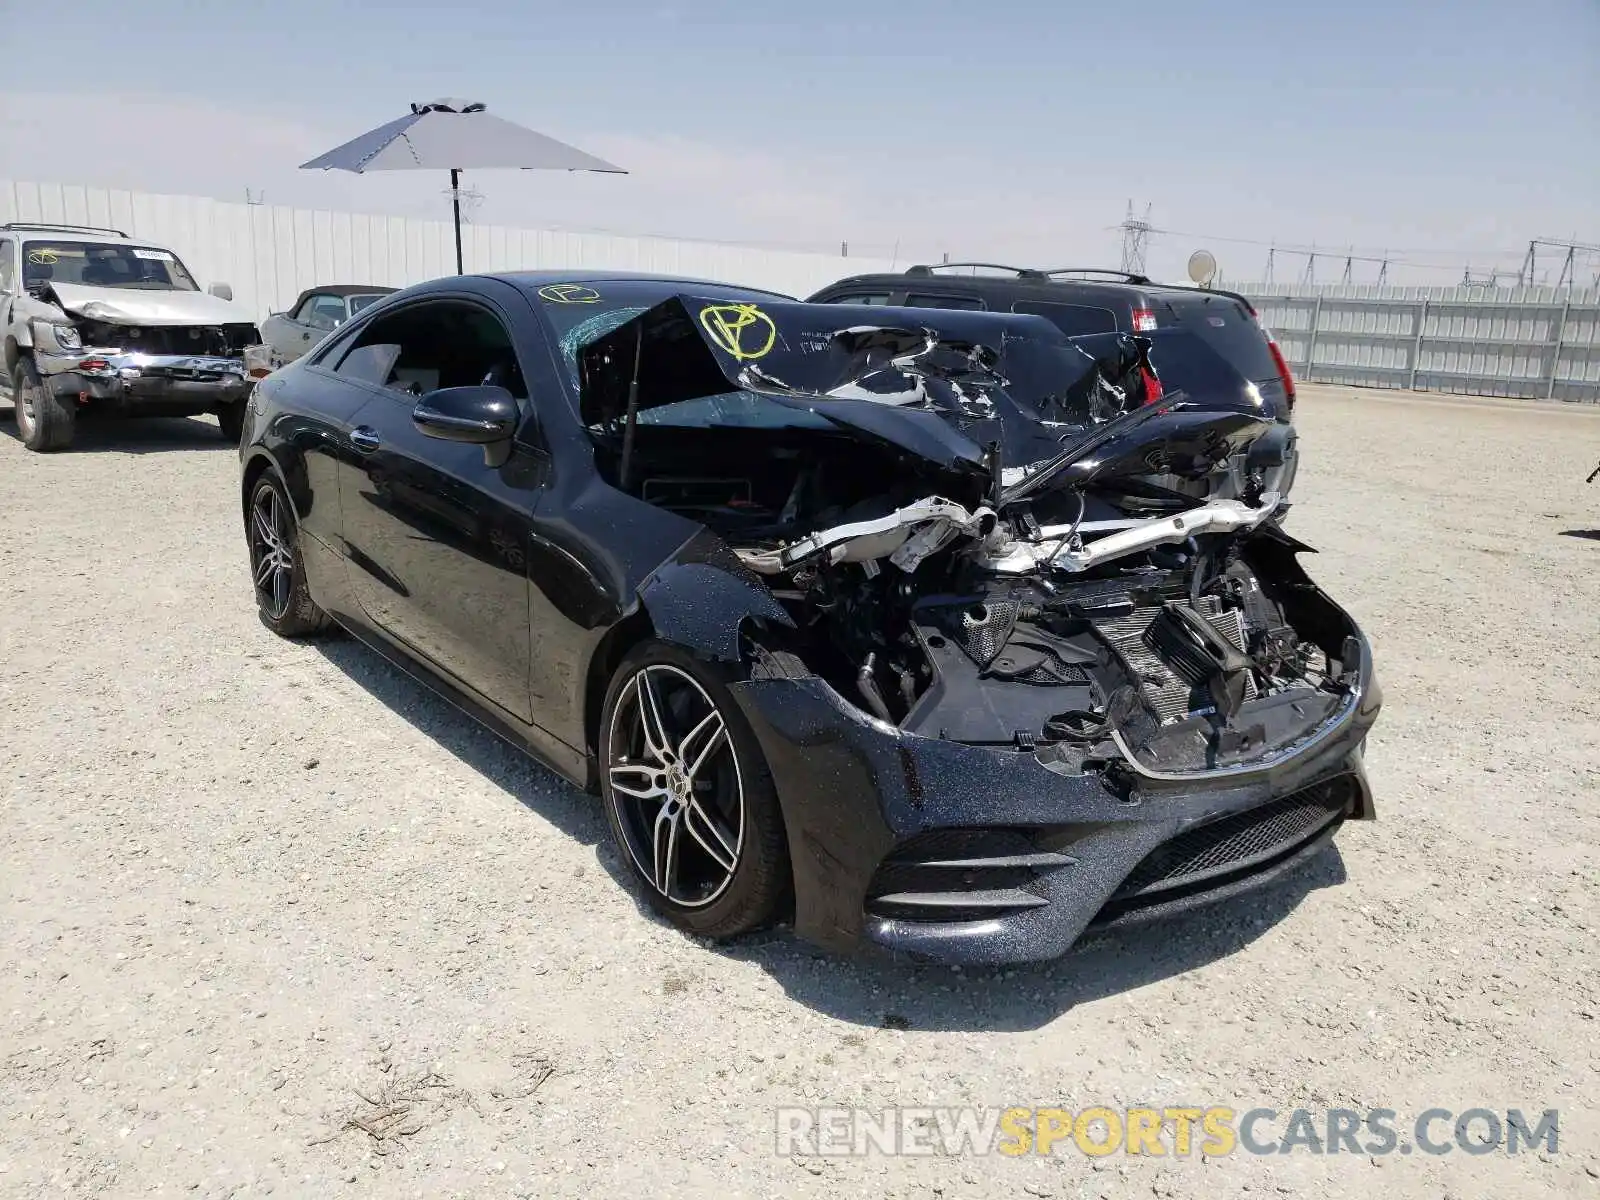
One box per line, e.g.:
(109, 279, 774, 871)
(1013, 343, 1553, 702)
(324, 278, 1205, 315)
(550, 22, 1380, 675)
(1010, 300, 1119, 336)
(821, 292, 892, 305)
(904, 293, 985, 311)
(332, 300, 528, 402)
(0, 239, 13, 294)
(296, 294, 348, 331)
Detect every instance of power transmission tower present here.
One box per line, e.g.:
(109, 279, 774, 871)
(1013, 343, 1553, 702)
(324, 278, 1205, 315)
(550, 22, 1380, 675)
(1340, 249, 1354, 284)
(443, 183, 486, 224)
(1556, 243, 1578, 289)
(1518, 238, 1600, 288)
(1264, 247, 1275, 283)
(1118, 201, 1152, 276)
(1301, 249, 1317, 286)
(1377, 256, 1389, 286)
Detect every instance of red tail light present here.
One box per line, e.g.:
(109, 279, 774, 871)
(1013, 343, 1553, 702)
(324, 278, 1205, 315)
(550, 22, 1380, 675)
(78, 358, 110, 371)
(1131, 307, 1158, 333)
(1140, 365, 1163, 406)
(1265, 336, 1297, 409)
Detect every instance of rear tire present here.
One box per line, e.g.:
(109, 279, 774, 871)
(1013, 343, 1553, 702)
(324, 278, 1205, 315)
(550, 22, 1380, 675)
(13, 357, 75, 451)
(599, 640, 790, 939)
(247, 471, 333, 638)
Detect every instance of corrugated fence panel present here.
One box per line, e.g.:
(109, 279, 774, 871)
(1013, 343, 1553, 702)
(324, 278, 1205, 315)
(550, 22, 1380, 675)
(2, 179, 894, 323)
(3, 178, 1592, 401)
(1240, 281, 1600, 403)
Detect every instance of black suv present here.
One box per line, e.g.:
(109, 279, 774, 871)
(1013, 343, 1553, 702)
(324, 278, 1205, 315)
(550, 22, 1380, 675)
(809, 264, 1301, 497)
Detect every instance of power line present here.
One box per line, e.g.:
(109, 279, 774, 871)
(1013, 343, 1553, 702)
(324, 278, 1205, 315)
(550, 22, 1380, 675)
(1145, 225, 1528, 262)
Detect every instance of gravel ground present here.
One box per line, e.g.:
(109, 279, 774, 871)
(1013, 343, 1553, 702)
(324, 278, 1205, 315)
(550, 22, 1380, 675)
(1, 385, 1597, 1200)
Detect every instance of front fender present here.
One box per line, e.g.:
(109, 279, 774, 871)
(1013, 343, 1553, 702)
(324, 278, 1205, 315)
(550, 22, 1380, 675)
(637, 530, 794, 662)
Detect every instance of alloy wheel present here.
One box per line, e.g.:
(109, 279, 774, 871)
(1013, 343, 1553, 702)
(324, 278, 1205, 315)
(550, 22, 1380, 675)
(606, 664, 746, 908)
(249, 485, 295, 620)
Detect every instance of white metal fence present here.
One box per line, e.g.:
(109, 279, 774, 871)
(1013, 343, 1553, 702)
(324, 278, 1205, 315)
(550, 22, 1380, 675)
(10, 180, 1596, 403)
(1240, 282, 1600, 403)
(1, 179, 893, 323)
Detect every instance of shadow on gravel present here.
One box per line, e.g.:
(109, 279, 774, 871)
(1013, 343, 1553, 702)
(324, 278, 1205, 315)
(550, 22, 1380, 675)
(1558, 529, 1600, 542)
(314, 632, 1349, 1032)
(313, 638, 609, 853)
(0, 415, 231, 454)
(723, 847, 1347, 1032)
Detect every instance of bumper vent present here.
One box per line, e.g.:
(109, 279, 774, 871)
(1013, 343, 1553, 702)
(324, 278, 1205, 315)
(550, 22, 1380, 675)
(865, 829, 1073, 924)
(1111, 777, 1354, 905)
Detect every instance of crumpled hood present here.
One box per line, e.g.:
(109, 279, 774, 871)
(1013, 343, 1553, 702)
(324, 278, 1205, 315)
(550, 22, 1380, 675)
(577, 293, 1277, 493)
(45, 282, 255, 327)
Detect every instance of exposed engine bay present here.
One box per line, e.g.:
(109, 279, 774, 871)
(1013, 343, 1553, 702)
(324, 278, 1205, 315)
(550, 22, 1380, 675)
(580, 294, 1346, 772)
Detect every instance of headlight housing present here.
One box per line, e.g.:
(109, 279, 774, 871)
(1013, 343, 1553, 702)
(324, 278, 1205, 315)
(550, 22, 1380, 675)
(33, 320, 82, 352)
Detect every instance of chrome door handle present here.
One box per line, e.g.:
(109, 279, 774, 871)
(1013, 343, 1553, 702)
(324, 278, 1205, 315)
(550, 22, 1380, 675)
(349, 426, 381, 452)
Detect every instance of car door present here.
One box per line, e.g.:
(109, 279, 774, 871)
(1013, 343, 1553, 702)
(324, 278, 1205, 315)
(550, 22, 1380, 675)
(333, 290, 546, 724)
(271, 293, 347, 361)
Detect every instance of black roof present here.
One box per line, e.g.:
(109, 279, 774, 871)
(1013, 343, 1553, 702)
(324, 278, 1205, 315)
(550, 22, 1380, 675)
(809, 263, 1257, 311)
(497, 269, 793, 298)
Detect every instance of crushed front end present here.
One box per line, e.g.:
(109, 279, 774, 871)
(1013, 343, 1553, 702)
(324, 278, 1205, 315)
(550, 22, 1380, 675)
(580, 295, 1381, 964)
(726, 510, 1379, 964)
(32, 322, 255, 417)
(26, 286, 257, 419)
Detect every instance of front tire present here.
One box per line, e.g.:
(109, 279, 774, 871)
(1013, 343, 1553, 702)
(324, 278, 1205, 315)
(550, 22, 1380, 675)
(247, 471, 333, 637)
(216, 398, 247, 444)
(599, 641, 790, 939)
(13, 357, 75, 451)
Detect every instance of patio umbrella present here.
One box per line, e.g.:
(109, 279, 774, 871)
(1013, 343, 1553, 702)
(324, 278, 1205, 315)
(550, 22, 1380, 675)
(300, 99, 626, 274)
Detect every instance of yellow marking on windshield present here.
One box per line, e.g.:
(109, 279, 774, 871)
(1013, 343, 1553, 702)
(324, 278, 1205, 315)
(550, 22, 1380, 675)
(538, 283, 602, 304)
(699, 303, 776, 361)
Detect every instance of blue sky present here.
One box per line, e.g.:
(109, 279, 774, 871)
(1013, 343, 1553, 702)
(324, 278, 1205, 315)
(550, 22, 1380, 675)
(3, 0, 1596, 283)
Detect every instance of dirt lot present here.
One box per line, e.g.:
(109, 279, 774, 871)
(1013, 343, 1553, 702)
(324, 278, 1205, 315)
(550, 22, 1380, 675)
(1, 384, 1597, 1199)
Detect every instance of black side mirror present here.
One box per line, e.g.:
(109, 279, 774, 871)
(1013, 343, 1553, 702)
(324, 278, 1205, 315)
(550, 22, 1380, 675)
(413, 385, 517, 445)
(414, 385, 519, 467)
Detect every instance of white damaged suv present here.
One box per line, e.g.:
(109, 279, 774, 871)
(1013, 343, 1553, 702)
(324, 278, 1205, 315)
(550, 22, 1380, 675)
(0, 223, 260, 451)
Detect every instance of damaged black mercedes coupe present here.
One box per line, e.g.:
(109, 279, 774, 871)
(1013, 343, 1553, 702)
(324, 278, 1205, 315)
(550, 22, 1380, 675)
(239, 271, 1380, 965)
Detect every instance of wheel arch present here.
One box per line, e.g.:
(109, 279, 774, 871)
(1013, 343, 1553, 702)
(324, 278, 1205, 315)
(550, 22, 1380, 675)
(239, 448, 304, 523)
(582, 607, 658, 777)
(580, 548, 797, 782)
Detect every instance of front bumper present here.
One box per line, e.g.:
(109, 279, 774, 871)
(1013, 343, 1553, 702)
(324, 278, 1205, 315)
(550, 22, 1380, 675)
(729, 631, 1379, 966)
(38, 349, 251, 414)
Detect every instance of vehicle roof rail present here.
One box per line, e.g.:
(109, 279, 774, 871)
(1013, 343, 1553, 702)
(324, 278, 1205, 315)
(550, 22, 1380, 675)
(1044, 267, 1154, 286)
(2, 221, 130, 239)
(906, 262, 1050, 281)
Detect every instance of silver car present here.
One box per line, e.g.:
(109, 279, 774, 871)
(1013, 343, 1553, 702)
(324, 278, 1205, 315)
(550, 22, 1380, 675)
(260, 285, 395, 366)
(0, 221, 257, 451)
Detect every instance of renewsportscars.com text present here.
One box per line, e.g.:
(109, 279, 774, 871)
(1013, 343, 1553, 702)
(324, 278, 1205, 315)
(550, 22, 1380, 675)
(775, 1105, 1560, 1159)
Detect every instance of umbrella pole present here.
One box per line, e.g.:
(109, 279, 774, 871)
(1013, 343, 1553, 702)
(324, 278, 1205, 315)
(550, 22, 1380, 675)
(450, 168, 464, 274)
